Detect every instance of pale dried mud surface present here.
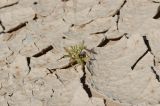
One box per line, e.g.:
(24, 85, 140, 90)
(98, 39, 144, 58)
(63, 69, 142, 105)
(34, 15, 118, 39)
(0, 0, 160, 106)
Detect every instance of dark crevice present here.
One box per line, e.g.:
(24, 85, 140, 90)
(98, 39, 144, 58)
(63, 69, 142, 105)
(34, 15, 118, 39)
(131, 36, 152, 70)
(97, 37, 109, 47)
(62, 36, 66, 39)
(143, 36, 156, 67)
(70, 24, 75, 27)
(0, 1, 19, 9)
(33, 14, 38, 21)
(33, 2, 38, 5)
(109, 35, 124, 41)
(79, 20, 94, 28)
(124, 33, 129, 39)
(47, 68, 55, 74)
(151, 66, 160, 82)
(50, 89, 54, 97)
(142, 36, 151, 51)
(59, 61, 77, 69)
(34, 42, 40, 51)
(7, 22, 27, 33)
(55, 73, 64, 84)
(131, 50, 148, 70)
(61, 0, 69, 2)
(152, 1, 160, 3)
(47, 61, 77, 74)
(153, 5, 160, 19)
(116, 11, 120, 30)
(112, 0, 127, 17)
(0, 32, 4, 34)
(153, 56, 156, 66)
(8, 93, 13, 97)
(90, 29, 109, 35)
(80, 66, 92, 98)
(112, 0, 126, 30)
(103, 99, 107, 106)
(26, 57, 31, 73)
(32, 45, 53, 57)
(97, 35, 124, 47)
(0, 20, 5, 30)
(52, 89, 54, 93)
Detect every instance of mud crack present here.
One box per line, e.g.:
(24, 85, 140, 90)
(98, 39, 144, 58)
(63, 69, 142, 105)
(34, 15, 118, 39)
(131, 50, 148, 70)
(47, 60, 77, 74)
(33, 14, 38, 21)
(131, 36, 152, 70)
(80, 66, 92, 98)
(97, 33, 126, 47)
(0, 20, 5, 30)
(5, 13, 36, 33)
(61, 0, 69, 2)
(112, 0, 127, 17)
(55, 73, 64, 84)
(97, 37, 109, 47)
(0, 1, 19, 9)
(103, 99, 107, 106)
(143, 36, 152, 52)
(112, 0, 127, 30)
(32, 45, 53, 57)
(151, 66, 160, 82)
(26, 57, 31, 74)
(90, 29, 109, 35)
(153, 5, 160, 19)
(7, 22, 27, 33)
(115, 11, 120, 30)
(152, 1, 160, 3)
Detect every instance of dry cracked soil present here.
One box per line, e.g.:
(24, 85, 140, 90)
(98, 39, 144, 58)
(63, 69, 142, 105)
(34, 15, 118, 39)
(0, 0, 160, 106)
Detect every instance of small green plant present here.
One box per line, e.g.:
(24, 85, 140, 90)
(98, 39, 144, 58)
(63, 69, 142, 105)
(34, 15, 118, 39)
(63, 41, 90, 66)
(47, 41, 96, 74)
